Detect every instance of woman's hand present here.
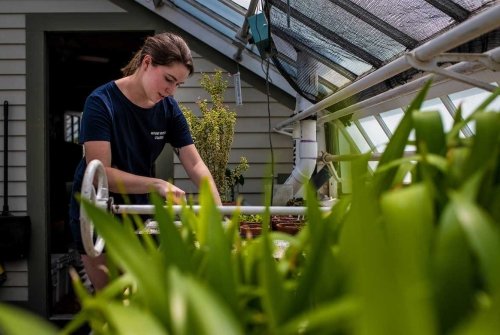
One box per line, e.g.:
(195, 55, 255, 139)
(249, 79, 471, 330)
(156, 180, 186, 205)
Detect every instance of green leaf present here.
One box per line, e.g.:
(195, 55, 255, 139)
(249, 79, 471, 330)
(450, 195, 500, 302)
(279, 297, 358, 335)
(380, 183, 437, 335)
(85, 299, 168, 335)
(288, 184, 335, 314)
(372, 80, 432, 194)
(414, 110, 446, 156)
(197, 179, 238, 311)
(0, 303, 59, 335)
(80, 200, 169, 324)
(463, 113, 500, 181)
(169, 268, 244, 335)
(151, 192, 192, 273)
(258, 171, 288, 329)
(433, 203, 476, 333)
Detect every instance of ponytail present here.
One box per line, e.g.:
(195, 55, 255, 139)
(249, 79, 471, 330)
(120, 50, 142, 77)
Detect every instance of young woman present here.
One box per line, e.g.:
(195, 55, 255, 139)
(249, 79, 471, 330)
(68, 32, 221, 290)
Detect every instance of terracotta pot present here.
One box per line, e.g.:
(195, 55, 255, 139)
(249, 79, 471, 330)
(271, 215, 302, 231)
(240, 223, 262, 239)
(274, 222, 304, 235)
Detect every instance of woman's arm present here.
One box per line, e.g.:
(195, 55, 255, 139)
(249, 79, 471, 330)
(177, 144, 222, 205)
(84, 141, 186, 202)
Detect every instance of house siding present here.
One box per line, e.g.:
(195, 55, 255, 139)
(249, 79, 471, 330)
(0, 0, 125, 304)
(0, 13, 28, 302)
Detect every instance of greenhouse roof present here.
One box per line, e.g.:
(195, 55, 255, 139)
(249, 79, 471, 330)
(136, 0, 499, 121)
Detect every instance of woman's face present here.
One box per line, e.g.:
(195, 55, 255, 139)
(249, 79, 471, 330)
(142, 56, 190, 104)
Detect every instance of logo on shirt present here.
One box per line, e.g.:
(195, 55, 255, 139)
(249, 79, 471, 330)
(151, 131, 166, 140)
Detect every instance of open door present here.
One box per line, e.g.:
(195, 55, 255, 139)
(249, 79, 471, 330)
(46, 31, 152, 319)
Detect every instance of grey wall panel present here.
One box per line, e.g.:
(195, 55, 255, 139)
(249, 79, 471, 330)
(0, 166, 26, 181)
(2, 271, 28, 286)
(0, 120, 27, 135)
(0, 287, 28, 301)
(0, 60, 26, 74)
(0, 104, 25, 119)
(0, 152, 27, 166)
(0, 75, 25, 89)
(0, 45, 26, 59)
(0, 29, 25, 43)
(0, 91, 26, 104)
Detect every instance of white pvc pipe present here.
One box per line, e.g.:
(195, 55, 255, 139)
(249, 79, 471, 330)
(279, 51, 319, 198)
(274, 5, 500, 131)
(318, 46, 500, 124)
(285, 119, 317, 197)
(110, 204, 332, 215)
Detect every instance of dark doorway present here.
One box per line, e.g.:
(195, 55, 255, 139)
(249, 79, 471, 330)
(46, 31, 152, 318)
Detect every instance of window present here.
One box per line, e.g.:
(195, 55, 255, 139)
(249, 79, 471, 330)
(64, 111, 82, 144)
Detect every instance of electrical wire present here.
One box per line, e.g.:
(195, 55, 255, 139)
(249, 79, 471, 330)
(265, 56, 275, 205)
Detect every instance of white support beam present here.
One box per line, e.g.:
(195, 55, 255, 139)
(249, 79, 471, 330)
(317, 47, 500, 124)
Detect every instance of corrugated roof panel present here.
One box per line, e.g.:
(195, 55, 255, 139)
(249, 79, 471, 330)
(270, 10, 373, 76)
(349, 0, 455, 41)
(283, 0, 407, 62)
(451, 0, 496, 11)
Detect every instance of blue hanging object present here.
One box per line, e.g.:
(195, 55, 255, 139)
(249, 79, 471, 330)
(247, 12, 270, 57)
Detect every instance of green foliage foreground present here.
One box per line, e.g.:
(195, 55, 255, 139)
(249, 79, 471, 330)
(1, 82, 499, 334)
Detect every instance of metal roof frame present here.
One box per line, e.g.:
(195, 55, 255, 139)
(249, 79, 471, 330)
(274, 5, 500, 131)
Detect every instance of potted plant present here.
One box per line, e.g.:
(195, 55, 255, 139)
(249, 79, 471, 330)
(270, 197, 306, 235)
(237, 213, 263, 238)
(181, 70, 249, 202)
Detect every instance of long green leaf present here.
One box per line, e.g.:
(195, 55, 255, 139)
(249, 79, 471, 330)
(380, 183, 437, 335)
(80, 200, 169, 324)
(197, 179, 238, 311)
(414, 111, 446, 156)
(151, 192, 192, 273)
(450, 195, 500, 301)
(169, 268, 244, 335)
(289, 184, 334, 314)
(279, 297, 358, 335)
(84, 299, 167, 335)
(434, 203, 476, 334)
(372, 80, 432, 194)
(0, 303, 58, 335)
(463, 113, 500, 181)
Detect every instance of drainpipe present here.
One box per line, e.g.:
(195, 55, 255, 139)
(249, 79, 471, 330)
(287, 118, 317, 197)
(280, 51, 318, 198)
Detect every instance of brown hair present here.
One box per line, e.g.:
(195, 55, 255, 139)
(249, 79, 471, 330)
(121, 32, 194, 76)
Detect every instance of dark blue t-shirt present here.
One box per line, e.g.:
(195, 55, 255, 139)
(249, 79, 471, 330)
(69, 81, 193, 222)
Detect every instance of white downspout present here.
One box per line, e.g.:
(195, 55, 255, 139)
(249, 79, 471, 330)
(282, 51, 318, 198)
(287, 118, 317, 197)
